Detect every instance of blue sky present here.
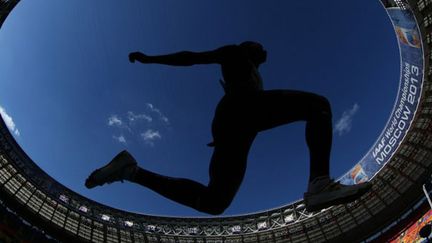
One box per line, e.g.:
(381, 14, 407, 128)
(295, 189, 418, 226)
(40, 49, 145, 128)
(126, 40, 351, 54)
(0, 1, 399, 216)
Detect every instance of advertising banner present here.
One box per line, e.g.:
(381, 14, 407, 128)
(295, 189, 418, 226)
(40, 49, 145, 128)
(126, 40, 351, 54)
(340, 0, 424, 185)
(390, 209, 432, 243)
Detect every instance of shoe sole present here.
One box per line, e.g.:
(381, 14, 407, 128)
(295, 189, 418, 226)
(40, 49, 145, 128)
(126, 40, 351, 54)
(304, 183, 372, 212)
(85, 151, 137, 189)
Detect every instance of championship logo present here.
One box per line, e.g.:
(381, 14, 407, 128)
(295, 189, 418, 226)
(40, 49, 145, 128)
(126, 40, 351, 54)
(350, 164, 369, 184)
(395, 26, 421, 48)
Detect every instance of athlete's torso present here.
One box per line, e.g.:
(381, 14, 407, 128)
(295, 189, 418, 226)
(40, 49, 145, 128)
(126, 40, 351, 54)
(217, 45, 264, 94)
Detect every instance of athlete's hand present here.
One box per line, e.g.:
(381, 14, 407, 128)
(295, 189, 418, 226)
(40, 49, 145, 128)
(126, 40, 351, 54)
(128, 52, 149, 63)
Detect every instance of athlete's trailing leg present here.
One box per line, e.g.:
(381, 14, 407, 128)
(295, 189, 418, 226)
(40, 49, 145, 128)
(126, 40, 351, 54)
(85, 131, 255, 215)
(250, 90, 372, 211)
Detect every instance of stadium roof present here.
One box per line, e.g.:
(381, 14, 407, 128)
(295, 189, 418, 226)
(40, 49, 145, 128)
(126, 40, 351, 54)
(1, 0, 432, 242)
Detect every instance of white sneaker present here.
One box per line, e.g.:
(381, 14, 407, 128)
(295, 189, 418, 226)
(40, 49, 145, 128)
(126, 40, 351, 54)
(85, 150, 137, 189)
(304, 176, 372, 212)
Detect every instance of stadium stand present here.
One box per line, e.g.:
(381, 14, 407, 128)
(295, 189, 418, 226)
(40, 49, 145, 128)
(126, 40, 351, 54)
(1, 0, 432, 242)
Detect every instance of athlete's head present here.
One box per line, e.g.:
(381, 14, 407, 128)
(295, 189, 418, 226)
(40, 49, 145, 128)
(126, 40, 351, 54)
(240, 41, 267, 66)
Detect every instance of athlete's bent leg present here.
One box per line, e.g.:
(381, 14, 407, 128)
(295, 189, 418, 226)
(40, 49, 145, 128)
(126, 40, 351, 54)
(198, 134, 255, 214)
(129, 137, 253, 215)
(304, 94, 332, 182)
(254, 90, 332, 182)
(131, 167, 209, 211)
(252, 90, 371, 211)
(123, 129, 254, 215)
(85, 150, 214, 213)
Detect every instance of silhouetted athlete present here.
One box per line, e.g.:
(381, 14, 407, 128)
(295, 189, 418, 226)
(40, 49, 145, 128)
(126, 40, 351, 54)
(85, 41, 372, 214)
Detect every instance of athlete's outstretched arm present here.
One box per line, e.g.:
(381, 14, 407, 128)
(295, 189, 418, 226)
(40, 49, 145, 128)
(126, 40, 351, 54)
(128, 48, 225, 66)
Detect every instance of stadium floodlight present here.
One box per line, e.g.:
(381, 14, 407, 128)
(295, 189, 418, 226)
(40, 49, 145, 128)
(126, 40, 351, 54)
(101, 214, 110, 221)
(284, 214, 294, 224)
(296, 204, 305, 210)
(423, 182, 432, 209)
(284, 208, 293, 214)
(230, 225, 241, 234)
(187, 227, 199, 235)
(146, 225, 156, 232)
(78, 205, 89, 213)
(257, 221, 268, 230)
(124, 221, 134, 227)
(394, 0, 408, 10)
(59, 194, 69, 203)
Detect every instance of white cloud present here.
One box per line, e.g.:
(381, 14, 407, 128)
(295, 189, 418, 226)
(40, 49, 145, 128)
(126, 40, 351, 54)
(0, 106, 20, 137)
(113, 135, 127, 144)
(160, 116, 169, 124)
(146, 103, 169, 124)
(334, 103, 359, 136)
(146, 103, 155, 110)
(127, 111, 152, 123)
(107, 104, 169, 147)
(141, 129, 161, 145)
(108, 115, 123, 127)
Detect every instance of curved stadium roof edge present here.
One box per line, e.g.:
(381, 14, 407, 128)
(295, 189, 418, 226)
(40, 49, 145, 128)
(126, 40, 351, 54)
(1, 0, 432, 242)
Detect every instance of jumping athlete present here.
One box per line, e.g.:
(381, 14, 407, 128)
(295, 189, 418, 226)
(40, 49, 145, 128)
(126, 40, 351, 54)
(85, 41, 372, 214)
